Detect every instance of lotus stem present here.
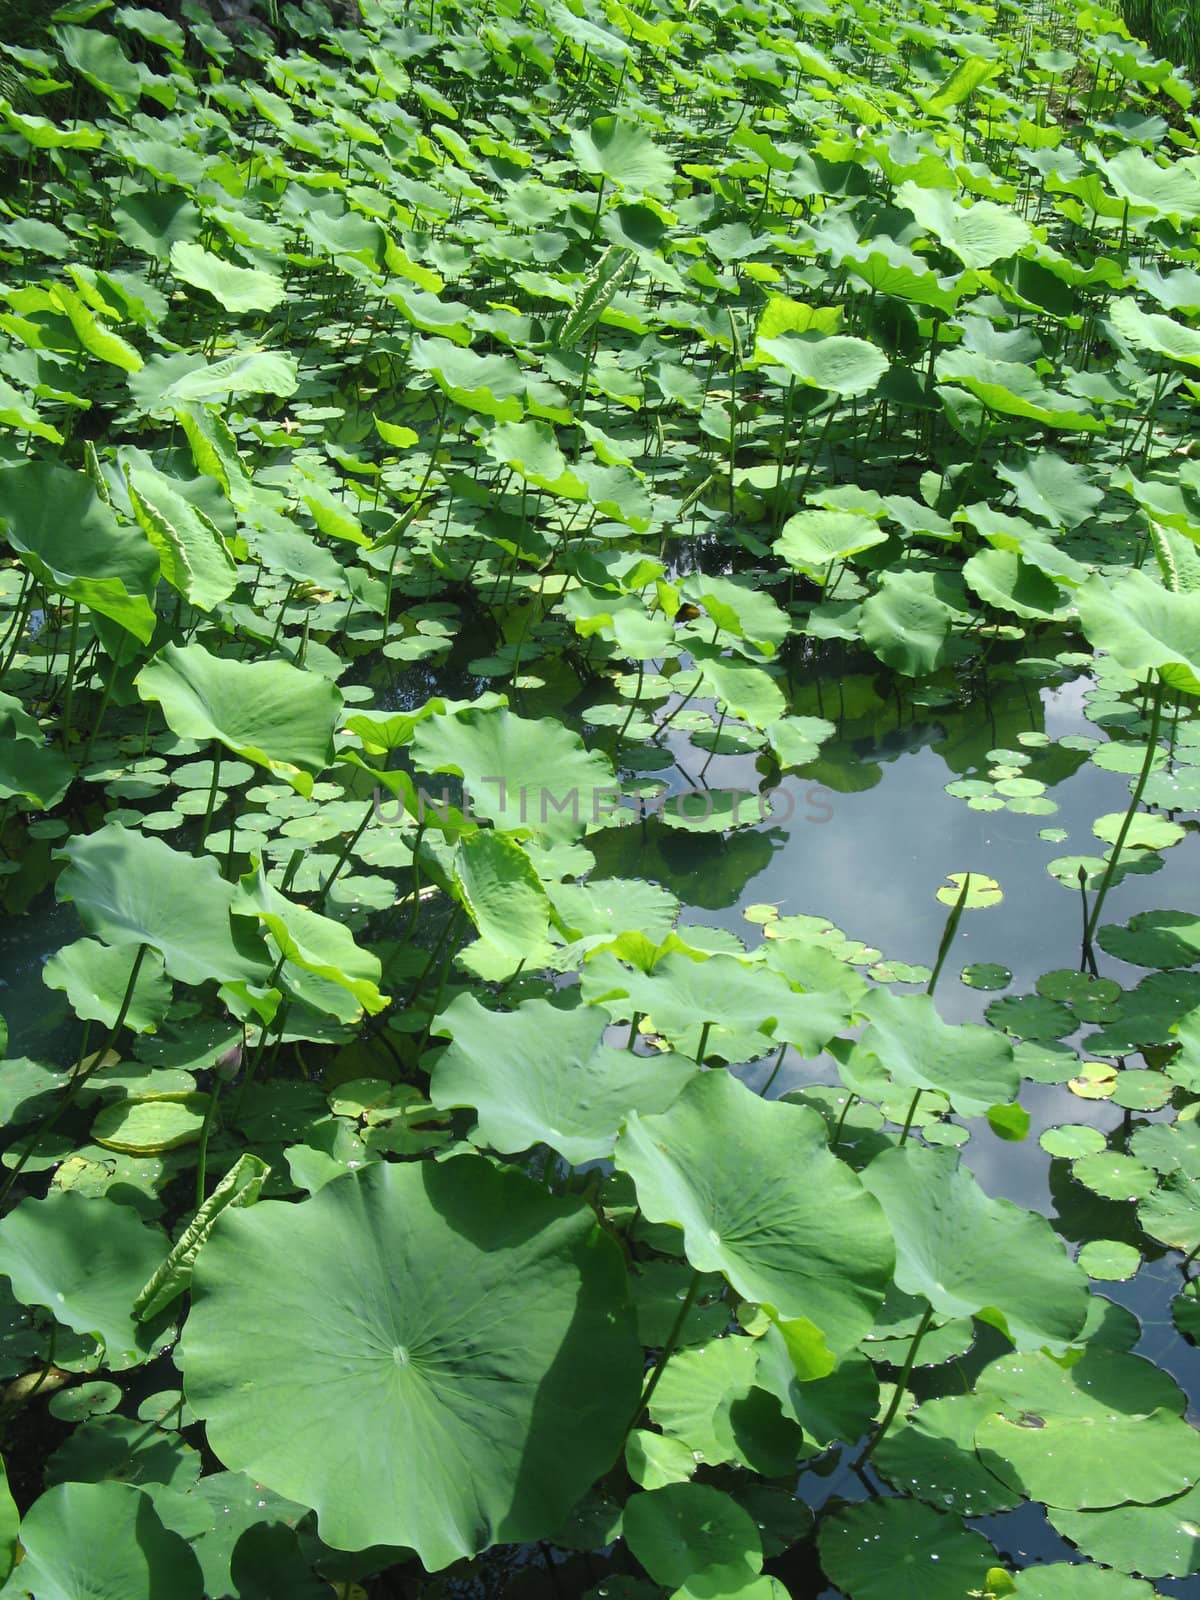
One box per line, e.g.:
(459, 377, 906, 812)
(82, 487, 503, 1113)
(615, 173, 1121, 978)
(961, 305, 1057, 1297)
(199, 743, 222, 857)
(832, 1089, 858, 1147)
(860, 1301, 934, 1461)
(897, 1090, 923, 1145)
(695, 1019, 713, 1064)
(316, 797, 376, 909)
(58, 604, 80, 750)
(195, 1080, 222, 1208)
(627, 1267, 702, 1434)
(0, 943, 148, 1209)
(1082, 674, 1165, 958)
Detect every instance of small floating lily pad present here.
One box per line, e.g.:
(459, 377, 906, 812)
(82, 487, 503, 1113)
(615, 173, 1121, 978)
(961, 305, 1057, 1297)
(961, 963, 1012, 991)
(1040, 1125, 1106, 1159)
(1077, 1240, 1141, 1281)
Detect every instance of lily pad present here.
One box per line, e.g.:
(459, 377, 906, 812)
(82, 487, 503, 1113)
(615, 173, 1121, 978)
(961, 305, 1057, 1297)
(819, 1499, 995, 1600)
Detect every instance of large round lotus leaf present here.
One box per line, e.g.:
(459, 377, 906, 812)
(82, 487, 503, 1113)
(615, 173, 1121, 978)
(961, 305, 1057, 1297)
(430, 993, 695, 1163)
(1099, 910, 1200, 969)
(846, 988, 1017, 1118)
(896, 181, 1032, 268)
(614, 1071, 893, 1358)
(0, 460, 159, 641)
(55, 824, 271, 987)
(1075, 572, 1200, 697)
(179, 1157, 641, 1566)
(569, 116, 674, 196)
(136, 642, 342, 796)
(1049, 1482, 1200, 1578)
(0, 1192, 167, 1368)
(411, 705, 618, 842)
(872, 1393, 1021, 1515)
(1010, 1566, 1156, 1598)
(623, 1484, 762, 1590)
(975, 1349, 1200, 1508)
(42, 938, 172, 1035)
(647, 1337, 765, 1469)
(775, 510, 887, 574)
(859, 1146, 1088, 1349)
(1139, 1171, 1200, 1252)
(859, 570, 959, 676)
(169, 241, 285, 314)
(818, 1499, 996, 1600)
(756, 333, 887, 397)
(11, 1480, 202, 1599)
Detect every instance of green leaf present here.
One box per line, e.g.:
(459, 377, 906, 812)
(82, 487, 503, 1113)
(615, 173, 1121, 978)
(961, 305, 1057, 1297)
(614, 1071, 893, 1357)
(1009, 1567, 1156, 1599)
(755, 333, 888, 396)
(896, 182, 1031, 268)
(937, 350, 1103, 431)
(134, 1154, 269, 1321)
(126, 468, 239, 613)
(569, 115, 674, 196)
(844, 988, 1018, 1118)
(42, 938, 172, 1034)
(873, 1393, 1022, 1514)
(11, 1481, 203, 1599)
(55, 823, 271, 987)
(623, 1484, 762, 1591)
(1049, 1484, 1200, 1578)
(859, 1145, 1088, 1348)
(0, 1192, 167, 1367)
(136, 642, 342, 795)
(775, 510, 887, 576)
(411, 705, 619, 842)
(453, 830, 552, 967)
(819, 1500, 995, 1600)
(975, 1348, 1200, 1508)
(168, 242, 285, 314)
(0, 1454, 15, 1585)
(1076, 571, 1200, 695)
(922, 53, 999, 112)
(1109, 296, 1200, 367)
(56, 23, 141, 108)
(963, 549, 1065, 619)
(48, 283, 143, 372)
(862, 569, 962, 676)
(0, 461, 158, 641)
(1099, 910, 1200, 968)
(430, 994, 694, 1163)
(234, 864, 387, 1019)
(179, 1158, 640, 1566)
(129, 349, 299, 413)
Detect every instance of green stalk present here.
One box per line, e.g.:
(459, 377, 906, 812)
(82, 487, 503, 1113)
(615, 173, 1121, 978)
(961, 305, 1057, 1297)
(627, 1268, 702, 1434)
(860, 1301, 934, 1460)
(195, 1080, 223, 1208)
(315, 797, 376, 909)
(0, 943, 149, 1209)
(198, 743, 222, 858)
(1082, 676, 1165, 961)
(58, 605, 80, 751)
